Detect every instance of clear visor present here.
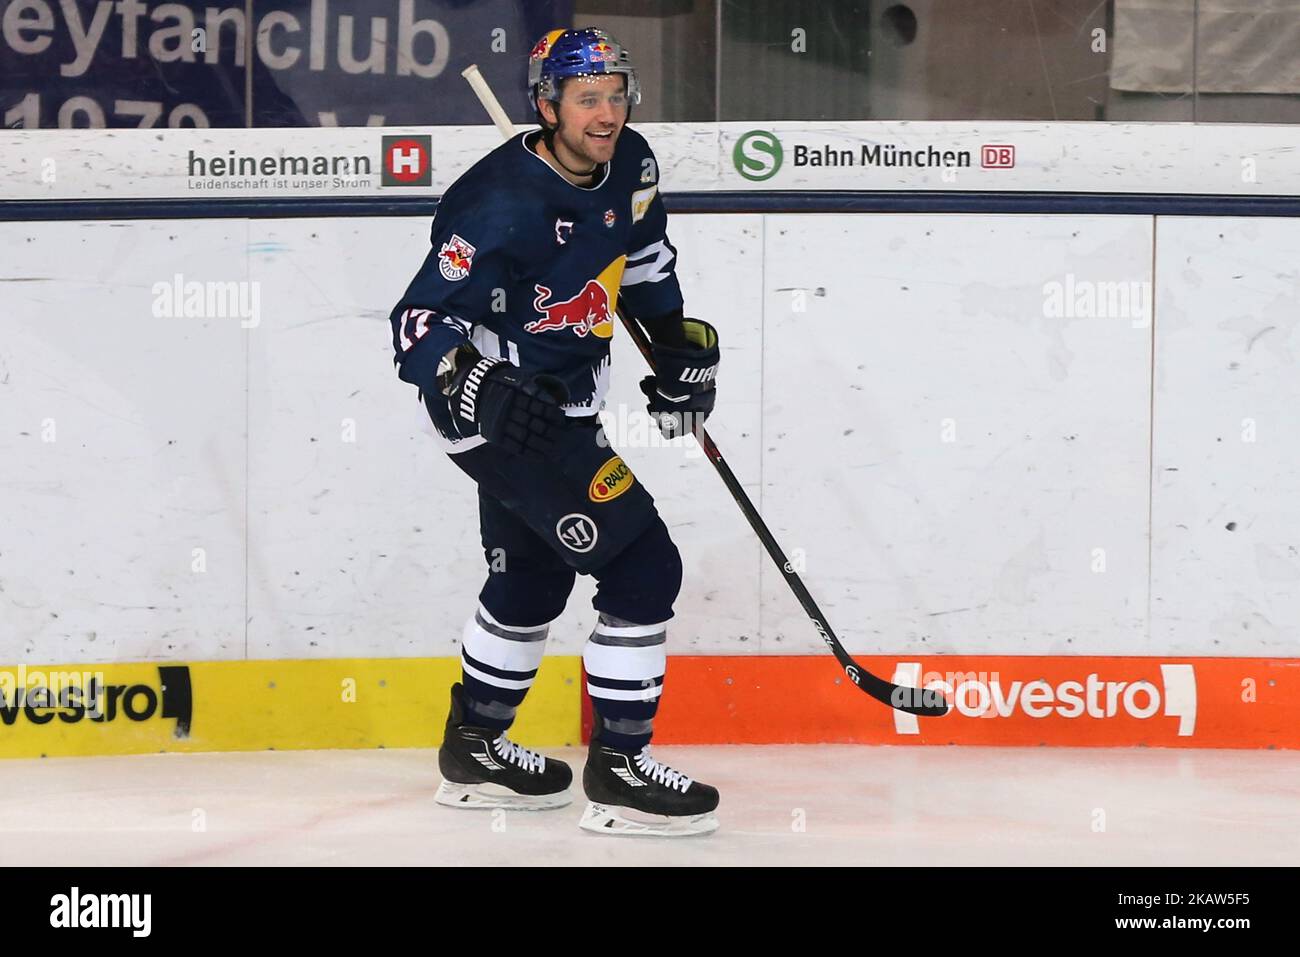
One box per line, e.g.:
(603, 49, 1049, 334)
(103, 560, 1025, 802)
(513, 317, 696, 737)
(536, 71, 641, 106)
(565, 78, 632, 110)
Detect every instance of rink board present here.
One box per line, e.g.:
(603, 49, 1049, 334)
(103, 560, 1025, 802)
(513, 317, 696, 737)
(5, 122, 1300, 757)
(0, 657, 581, 759)
(3, 654, 1297, 758)
(10, 215, 1300, 661)
(7, 122, 1300, 200)
(654, 656, 1300, 749)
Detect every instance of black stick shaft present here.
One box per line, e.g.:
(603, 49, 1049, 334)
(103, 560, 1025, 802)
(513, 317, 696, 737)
(617, 308, 948, 718)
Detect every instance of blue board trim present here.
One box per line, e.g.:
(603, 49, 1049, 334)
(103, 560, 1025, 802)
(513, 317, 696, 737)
(3, 191, 1300, 221)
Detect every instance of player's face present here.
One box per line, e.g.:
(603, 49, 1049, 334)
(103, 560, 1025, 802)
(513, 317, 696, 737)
(550, 75, 628, 167)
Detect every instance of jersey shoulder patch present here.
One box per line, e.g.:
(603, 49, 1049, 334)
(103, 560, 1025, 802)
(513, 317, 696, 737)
(438, 234, 476, 281)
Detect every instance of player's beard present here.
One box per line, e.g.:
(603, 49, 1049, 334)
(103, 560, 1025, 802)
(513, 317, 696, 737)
(552, 116, 620, 171)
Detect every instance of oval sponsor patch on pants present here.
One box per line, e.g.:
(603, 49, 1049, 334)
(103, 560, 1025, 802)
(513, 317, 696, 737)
(588, 455, 635, 503)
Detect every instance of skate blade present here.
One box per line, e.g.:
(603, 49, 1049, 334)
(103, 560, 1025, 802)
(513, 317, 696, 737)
(435, 780, 572, 810)
(578, 801, 719, 837)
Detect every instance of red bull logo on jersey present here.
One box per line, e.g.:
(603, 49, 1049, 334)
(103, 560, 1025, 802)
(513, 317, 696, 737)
(528, 280, 614, 338)
(438, 234, 475, 282)
(525, 257, 626, 339)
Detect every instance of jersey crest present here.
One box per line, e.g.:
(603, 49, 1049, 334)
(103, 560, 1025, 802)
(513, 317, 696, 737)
(526, 256, 626, 339)
(438, 234, 476, 281)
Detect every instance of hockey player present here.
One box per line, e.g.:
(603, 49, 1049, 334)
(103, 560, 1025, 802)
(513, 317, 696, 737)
(388, 28, 720, 836)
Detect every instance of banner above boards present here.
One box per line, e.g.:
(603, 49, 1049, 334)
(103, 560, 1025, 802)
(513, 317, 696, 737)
(0, 0, 573, 128)
(4, 121, 1299, 202)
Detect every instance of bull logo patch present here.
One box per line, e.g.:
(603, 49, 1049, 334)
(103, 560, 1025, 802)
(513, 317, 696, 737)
(525, 257, 626, 339)
(438, 234, 476, 281)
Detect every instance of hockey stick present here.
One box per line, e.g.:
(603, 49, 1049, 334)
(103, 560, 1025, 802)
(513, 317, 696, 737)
(460, 65, 947, 718)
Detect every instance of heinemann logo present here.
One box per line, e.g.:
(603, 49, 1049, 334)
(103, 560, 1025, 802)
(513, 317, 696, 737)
(187, 150, 372, 178)
(185, 149, 375, 190)
(0, 666, 192, 735)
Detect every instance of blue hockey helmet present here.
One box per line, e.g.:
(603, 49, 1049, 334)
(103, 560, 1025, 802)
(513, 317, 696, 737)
(527, 28, 642, 114)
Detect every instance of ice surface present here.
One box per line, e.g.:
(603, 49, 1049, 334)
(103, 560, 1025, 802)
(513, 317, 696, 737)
(2, 746, 1296, 866)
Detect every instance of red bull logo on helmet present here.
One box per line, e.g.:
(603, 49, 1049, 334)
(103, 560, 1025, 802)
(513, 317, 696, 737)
(588, 40, 616, 62)
(529, 28, 566, 61)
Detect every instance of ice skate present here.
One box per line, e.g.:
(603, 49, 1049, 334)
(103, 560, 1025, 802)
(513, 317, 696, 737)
(435, 683, 572, 810)
(580, 740, 719, 836)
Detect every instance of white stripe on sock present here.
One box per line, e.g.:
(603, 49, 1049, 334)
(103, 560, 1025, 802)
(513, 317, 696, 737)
(586, 682, 664, 702)
(583, 640, 667, 683)
(463, 615, 548, 673)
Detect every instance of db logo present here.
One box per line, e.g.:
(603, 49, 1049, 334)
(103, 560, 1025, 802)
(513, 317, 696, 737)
(382, 135, 432, 187)
(981, 144, 1015, 169)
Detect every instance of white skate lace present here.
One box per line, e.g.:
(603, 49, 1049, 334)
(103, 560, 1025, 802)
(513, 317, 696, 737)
(493, 735, 546, 774)
(634, 747, 692, 793)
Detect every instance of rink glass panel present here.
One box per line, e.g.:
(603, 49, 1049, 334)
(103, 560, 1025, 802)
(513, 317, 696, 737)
(5, 2, 1300, 127)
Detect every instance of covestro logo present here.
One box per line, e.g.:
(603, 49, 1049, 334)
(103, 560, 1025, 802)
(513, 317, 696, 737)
(892, 662, 1197, 738)
(0, 665, 192, 736)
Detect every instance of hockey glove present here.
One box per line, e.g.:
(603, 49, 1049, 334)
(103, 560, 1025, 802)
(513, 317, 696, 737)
(638, 318, 720, 439)
(443, 345, 571, 457)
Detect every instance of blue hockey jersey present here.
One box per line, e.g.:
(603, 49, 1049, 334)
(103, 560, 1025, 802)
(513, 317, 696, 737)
(389, 126, 684, 452)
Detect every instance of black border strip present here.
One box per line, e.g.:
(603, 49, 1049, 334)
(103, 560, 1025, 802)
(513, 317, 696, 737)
(676, 191, 1300, 216)
(2, 190, 1300, 221)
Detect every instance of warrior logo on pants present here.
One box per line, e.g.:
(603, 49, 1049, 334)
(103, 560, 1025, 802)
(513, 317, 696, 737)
(556, 513, 599, 553)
